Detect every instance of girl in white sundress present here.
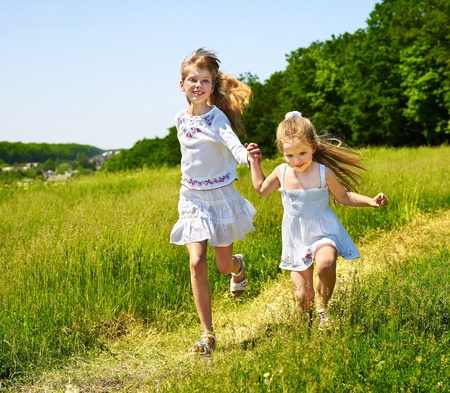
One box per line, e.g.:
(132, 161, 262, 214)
(246, 111, 388, 330)
(170, 48, 259, 355)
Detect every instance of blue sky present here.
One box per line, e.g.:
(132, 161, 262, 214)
(0, 0, 379, 150)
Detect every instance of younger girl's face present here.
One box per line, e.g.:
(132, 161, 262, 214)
(282, 139, 316, 173)
(180, 66, 214, 107)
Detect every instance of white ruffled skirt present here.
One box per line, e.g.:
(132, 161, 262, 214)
(170, 183, 256, 247)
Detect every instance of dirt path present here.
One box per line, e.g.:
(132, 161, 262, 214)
(11, 210, 450, 393)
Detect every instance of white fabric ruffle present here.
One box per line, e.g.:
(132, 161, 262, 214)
(170, 183, 256, 247)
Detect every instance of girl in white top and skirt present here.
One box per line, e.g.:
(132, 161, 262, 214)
(170, 48, 258, 355)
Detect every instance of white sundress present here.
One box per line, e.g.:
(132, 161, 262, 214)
(279, 163, 360, 271)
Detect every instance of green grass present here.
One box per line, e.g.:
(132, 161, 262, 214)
(0, 146, 449, 388)
(161, 250, 449, 393)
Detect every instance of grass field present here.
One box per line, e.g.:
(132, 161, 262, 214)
(0, 146, 449, 392)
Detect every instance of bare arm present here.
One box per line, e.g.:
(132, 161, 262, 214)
(326, 167, 388, 208)
(246, 143, 281, 196)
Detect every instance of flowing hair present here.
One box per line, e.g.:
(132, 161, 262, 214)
(276, 115, 365, 194)
(180, 48, 252, 134)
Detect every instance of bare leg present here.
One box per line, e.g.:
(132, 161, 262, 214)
(215, 244, 245, 297)
(291, 266, 315, 313)
(186, 241, 213, 335)
(314, 245, 337, 310)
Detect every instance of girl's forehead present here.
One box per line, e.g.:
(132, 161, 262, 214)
(282, 139, 311, 152)
(183, 65, 212, 78)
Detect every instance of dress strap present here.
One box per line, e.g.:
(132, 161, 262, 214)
(319, 164, 326, 188)
(279, 164, 287, 188)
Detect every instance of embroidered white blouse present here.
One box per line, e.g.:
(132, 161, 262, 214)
(175, 106, 249, 190)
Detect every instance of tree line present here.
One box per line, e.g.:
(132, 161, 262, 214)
(0, 142, 103, 184)
(243, 0, 450, 157)
(0, 142, 104, 165)
(104, 0, 449, 172)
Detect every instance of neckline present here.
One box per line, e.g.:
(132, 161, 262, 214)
(280, 163, 326, 191)
(186, 105, 215, 118)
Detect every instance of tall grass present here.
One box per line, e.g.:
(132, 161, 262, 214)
(0, 146, 449, 381)
(163, 249, 449, 392)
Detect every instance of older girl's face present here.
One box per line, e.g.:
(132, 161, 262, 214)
(180, 66, 214, 108)
(282, 139, 316, 173)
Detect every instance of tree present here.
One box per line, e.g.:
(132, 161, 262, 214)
(103, 127, 181, 171)
(398, 0, 450, 143)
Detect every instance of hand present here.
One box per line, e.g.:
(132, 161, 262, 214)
(373, 193, 388, 207)
(245, 143, 262, 165)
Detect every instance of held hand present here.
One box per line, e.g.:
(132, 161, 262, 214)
(373, 193, 388, 207)
(245, 143, 262, 165)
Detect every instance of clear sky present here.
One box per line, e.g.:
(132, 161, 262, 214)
(0, 0, 379, 150)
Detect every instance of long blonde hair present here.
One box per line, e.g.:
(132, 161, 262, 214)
(180, 48, 252, 134)
(276, 114, 365, 193)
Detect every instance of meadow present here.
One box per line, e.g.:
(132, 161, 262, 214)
(0, 146, 449, 392)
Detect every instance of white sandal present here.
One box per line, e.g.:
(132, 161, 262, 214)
(230, 254, 246, 297)
(191, 332, 216, 356)
(317, 308, 330, 331)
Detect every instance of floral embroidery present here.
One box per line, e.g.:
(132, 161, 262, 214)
(178, 113, 215, 139)
(302, 249, 313, 264)
(280, 248, 314, 269)
(183, 172, 232, 187)
(184, 126, 202, 139)
(203, 114, 215, 126)
(339, 248, 356, 259)
(280, 255, 293, 268)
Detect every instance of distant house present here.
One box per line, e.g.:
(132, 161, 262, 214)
(1, 162, 38, 172)
(94, 150, 121, 170)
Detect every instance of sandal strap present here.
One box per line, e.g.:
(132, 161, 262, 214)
(231, 254, 245, 277)
(191, 341, 211, 355)
(201, 333, 216, 349)
(191, 333, 216, 355)
(230, 278, 246, 292)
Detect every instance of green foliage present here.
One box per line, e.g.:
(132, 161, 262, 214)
(103, 126, 180, 171)
(0, 144, 100, 185)
(241, 0, 450, 155)
(0, 142, 104, 165)
(241, 72, 286, 157)
(0, 170, 22, 184)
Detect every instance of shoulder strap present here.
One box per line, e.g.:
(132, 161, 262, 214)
(279, 164, 287, 187)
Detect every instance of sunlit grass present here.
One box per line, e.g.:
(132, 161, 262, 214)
(0, 146, 449, 387)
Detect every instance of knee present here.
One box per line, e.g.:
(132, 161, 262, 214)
(294, 285, 315, 302)
(190, 256, 207, 276)
(316, 259, 336, 277)
(216, 265, 230, 275)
